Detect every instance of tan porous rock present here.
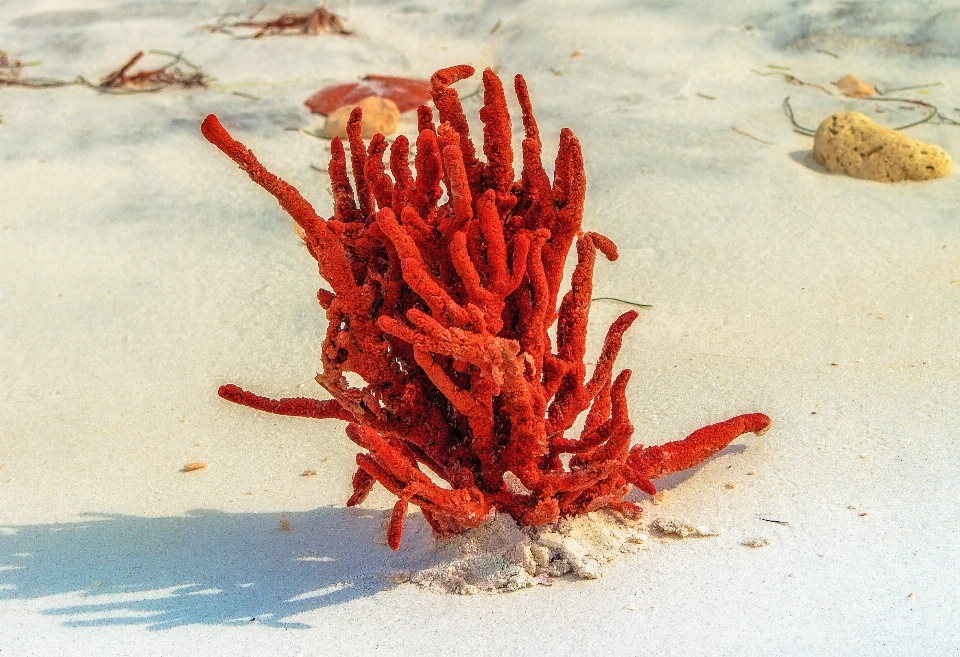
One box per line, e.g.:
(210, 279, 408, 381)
(322, 96, 400, 139)
(813, 111, 954, 182)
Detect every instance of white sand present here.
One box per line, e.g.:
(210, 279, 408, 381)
(2, 0, 959, 655)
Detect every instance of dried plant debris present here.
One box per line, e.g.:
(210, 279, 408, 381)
(878, 81, 942, 95)
(82, 50, 211, 94)
(783, 95, 957, 137)
(759, 66, 960, 133)
(0, 51, 72, 88)
(204, 4, 351, 38)
(730, 126, 774, 145)
(751, 68, 833, 95)
(591, 297, 652, 309)
(2, 49, 211, 95)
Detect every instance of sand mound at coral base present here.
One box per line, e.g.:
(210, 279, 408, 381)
(389, 510, 650, 594)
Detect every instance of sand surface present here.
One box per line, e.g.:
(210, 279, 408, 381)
(2, 0, 959, 655)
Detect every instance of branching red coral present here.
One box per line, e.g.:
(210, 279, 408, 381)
(201, 65, 771, 550)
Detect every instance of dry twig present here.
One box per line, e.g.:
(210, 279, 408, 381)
(730, 126, 774, 145)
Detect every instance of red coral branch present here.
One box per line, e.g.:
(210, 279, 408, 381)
(202, 66, 771, 549)
(218, 384, 354, 421)
(624, 413, 772, 495)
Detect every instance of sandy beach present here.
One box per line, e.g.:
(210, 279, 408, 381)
(2, 1, 959, 654)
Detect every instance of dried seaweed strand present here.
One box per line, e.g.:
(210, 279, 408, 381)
(877, 81, 942, 95)
(782, 96, 816, 136)
(591, 297, 652, 309)
(751, 69, 833, 96)
(730, 126, 774, 145)
(783, 95, 945, 136)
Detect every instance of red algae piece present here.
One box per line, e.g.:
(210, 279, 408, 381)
(203, 66, 771, 550)
(305, 75, 432, 114)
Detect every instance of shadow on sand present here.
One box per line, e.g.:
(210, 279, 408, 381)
(789, 149, 833, 174)
(0, 506, 397, 630)
(0, 444, 745, 629)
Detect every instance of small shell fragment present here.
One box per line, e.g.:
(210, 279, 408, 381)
(182, 462, 206, 472)
(322, 96, 400, 139)
(833, 74, 875, 98)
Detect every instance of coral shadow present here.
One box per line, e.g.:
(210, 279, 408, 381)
(0, 507, 395, 630)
